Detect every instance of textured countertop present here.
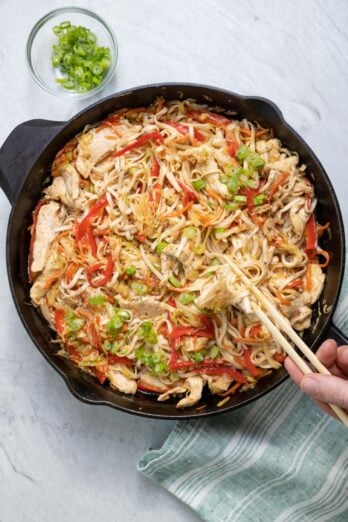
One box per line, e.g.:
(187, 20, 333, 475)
(1, 1, 347, 521)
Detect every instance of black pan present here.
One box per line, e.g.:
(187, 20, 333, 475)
(1, 83, 347, 419)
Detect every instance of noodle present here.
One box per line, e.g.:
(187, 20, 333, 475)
(28, 98, 327, 408)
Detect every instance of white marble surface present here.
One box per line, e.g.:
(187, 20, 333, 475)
(0, 1, 347, 520)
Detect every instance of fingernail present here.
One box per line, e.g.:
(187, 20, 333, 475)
(301, 377, 319, 395)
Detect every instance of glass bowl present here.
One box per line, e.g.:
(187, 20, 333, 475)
(26, 7, 118, 99)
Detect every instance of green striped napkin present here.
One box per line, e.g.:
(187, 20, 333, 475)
(138, 262, 348, 521)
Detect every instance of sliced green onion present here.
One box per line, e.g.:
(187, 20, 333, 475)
(88, 295, 106, 306)
(193, 244, 205, 255)
(183, 226, 197, 239)
(210, 258, 221, 266)
(193, 352, 204, 363)
(227, 175, 240, 194)
(107, 316, 123, 335)
(236, 145, 250, 161)
(178, 292, 196, 305)
(214, 227, 226, 237)
(113, 308, 131, 321)
(253, 193, 266, 206)
(209, 345, 220, 359)
(192, 179, 207, 191)
(168, 275, 182, 288)
(51, 22, 111, 93)
(67, 318, 85, 332)
(234, 195, 247, 203)
(223, 202, 239, 211)
(138, 321, 158, 345)
(131, 282, 148, 295)
(156, 241, 168, 254)
(250, 155, 265, 170)
(125, 265, 137, 276)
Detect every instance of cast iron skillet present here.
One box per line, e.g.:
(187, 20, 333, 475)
(0, 83, 347, 419)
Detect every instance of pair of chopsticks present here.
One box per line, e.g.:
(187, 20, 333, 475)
(221, 255, 348, 426)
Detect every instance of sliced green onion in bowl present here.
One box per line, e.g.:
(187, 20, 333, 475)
(51, 21, 112, 93)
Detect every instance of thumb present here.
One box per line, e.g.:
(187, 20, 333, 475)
(301, 374, 348, 409)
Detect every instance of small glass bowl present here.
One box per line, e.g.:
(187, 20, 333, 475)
(26, 7, 118, 99)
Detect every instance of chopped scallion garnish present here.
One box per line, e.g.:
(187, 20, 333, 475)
(131, 282, 148, 295)
(178, 292, 196, 305)
(88, 295, 105, 306)
(234, 195, 247, 203)
(168, 275, 182, 288)
(51, 21, 111, 93)
(156, 241, 168, 254)
(192, 179, 207, 191)
(125, 265, 137, 276)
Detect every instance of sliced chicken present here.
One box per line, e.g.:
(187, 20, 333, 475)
(286, 305, 312, 330)
(265, 156, 298, 172)
(138, 373, 168, 392)
(51, 137, 78, 177)
(108, 364, 137, 394)
(31, 201, 62, 274)
(206, 375, 232, 394)
(158, 385, 187, 402)
(289, 202, 310, 237)
(117, 296, 167, 320)
(46, 164, 80, 208)
(30, 251, 64, 305)
(75, 127, 119, 178)
(176, 376, 204, 408)
(304, 264, 325, 305)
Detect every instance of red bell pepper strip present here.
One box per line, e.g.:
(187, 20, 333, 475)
(245, 188, 258, 213)
(94, 365, 108, 385)
(249, 324, 262, 337)
(242, 350, 260, 378)
(177, 180, 197, 206)
(167, 298, 177, 308)
(76, 194, 108, 243)
(65, 343, 81, 364)
(149, 182, 162, 204)
(305, 214, 317, 253)
(166, 121, 205, 142)
(87, 256, 114, 288)
(113, 131, 163, 158)
(286, 278, 304, 289)
(188, 110, 231, 127)
(151, 156, 160, 177)
(54, 309, 65, 335)
(136, 232, 146, 243)
(108, 354, 133, 366)
(226, 139, 237, 157)
(85, 225, 98, 257)
(169, 325, 215, 341)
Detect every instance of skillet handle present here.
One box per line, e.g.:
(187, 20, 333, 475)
(326, 323, 348, 346)
(0, 119, 65, 205)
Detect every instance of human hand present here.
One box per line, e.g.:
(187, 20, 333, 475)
(285, 339, 348, 419)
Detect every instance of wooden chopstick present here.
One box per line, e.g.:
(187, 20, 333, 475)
(221, 255, 348, 426)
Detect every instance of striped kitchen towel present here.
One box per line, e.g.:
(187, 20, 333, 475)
(138, 262, 348, 522)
